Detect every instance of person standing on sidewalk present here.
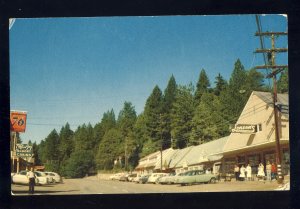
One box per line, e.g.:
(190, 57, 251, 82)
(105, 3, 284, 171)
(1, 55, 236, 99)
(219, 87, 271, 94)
(234, 165, 240, 181)
(239, 165, 246, 181)
(266, 161, 272, 181)
(246, 164, 252, 181)
(257, 163, 265, 181)
(27, 167, 35, 194)
(271, 162, 277, 180)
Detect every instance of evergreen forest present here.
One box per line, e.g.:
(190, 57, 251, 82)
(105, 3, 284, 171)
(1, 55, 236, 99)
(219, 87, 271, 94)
(28, 59, 288, 178)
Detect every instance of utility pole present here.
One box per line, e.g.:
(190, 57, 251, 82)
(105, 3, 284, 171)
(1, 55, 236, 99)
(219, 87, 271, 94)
(160, 114, 163, 172)
(254, 31, 288, 184)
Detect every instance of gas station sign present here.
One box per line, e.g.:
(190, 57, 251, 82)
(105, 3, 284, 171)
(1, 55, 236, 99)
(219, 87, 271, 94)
(10, 111, 27, 132)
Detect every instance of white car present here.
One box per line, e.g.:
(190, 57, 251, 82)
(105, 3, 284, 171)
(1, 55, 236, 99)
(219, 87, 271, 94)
(158, 172, 176, 184)
(147, 173, 168, 184)
(11, 171, 39, 185)
(132, 174, 142, 183)
(34, 171, 51, 185)
(44, 171, 63, 183)
(109, 173, 124, 180)
(127, 173, 138, 182)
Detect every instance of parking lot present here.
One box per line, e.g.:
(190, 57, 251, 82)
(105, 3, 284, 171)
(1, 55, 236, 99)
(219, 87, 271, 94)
(11, 175, 288, 195)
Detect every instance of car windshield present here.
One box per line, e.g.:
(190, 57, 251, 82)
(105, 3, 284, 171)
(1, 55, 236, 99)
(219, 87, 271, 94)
(35, 172, 41, 177)
(35, 172, 46, 177)
(186, 171, 194, 176)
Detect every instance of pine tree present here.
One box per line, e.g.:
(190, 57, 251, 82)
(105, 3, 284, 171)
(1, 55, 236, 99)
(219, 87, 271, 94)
(100, 109, 117, 133)
(133, 113, 147, 147)
(32, 142, 41, 166)
(42, 129, 60, 172)
(58, 123, 74, 164)
(73, 124, 95, 152)
(245, 68, 265, 91)
(214, 73, 227, 96)
(220, 59, 249, 125)
(96, 128, 123, 170)
(277, 68, 288, 93)
(170, 84, 195, 148)
(162, 75, 177, 149)
(190, 93, 227, 145)
(143, 85, 163, 151)
(63, 150, 94, 178)
(117, 101, 137, 170)
(194, 69, 210, 105)
(117, 101, 137, 137)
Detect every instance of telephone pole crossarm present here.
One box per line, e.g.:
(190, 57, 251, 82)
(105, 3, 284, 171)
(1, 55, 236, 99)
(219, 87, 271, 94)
(255, 31, 288, 36)
(254, 65, 288, 70)
(255, 48, 288, 53)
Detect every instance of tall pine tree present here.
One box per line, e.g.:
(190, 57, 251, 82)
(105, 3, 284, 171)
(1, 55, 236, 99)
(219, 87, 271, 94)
(214, 73, 227, 96)
(143, 85, 163, 152)
(220, 59, 249, 125)
(190, 93, 227, 145)
(170, 84, 195, 148)
(58, 123, 74, 163)
(194, 69, 210, 105)
(162, 75, 177, 149)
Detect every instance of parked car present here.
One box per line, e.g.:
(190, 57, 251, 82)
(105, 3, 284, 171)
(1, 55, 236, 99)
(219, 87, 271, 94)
(147, 173, 168, 184)
(119, 173, 129, 181)
(138, 174, 151, 184)
(44, 171, 63, 183)
(109, 173, 124, 180)
(176, 170, 218, 186)
(127, 173, 137, 182)
(132, 174, 142, 183)
(158, 173, 183, 184)
(34, 171, 51, 185)
(11, 170, 39, 185)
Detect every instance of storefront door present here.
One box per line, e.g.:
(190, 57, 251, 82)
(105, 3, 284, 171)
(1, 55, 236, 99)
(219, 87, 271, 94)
(247, 154, 260, 175)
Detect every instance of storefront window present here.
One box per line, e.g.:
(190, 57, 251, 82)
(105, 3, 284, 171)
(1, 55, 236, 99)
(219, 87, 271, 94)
(264, 152, 276, 164)
(247, 154, 260, 174)
(237, 156, 246, 166)
(224, 157, 236, 174)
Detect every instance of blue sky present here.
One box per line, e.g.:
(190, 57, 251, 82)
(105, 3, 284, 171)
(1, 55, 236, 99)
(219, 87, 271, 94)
(9, 15, 288, 144)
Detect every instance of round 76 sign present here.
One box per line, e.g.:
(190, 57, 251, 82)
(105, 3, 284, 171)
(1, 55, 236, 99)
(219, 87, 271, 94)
(10, 111, 27, 133)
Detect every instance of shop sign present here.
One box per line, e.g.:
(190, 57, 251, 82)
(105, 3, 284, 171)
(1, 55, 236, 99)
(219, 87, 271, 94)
(16, 144, 33, 157)
(10, 111, 27, 133)
(231, 124, 257, 133)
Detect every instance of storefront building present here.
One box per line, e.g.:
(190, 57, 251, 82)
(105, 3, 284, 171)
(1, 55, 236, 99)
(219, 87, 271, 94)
(221, 91, 289, 176)
(135, 136, 229, 175)
(172, 136, 228, 174)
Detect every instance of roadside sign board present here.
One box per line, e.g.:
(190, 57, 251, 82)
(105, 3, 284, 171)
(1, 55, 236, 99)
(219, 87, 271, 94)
(10, 111, 27, 132)
(16, 144, 33, 157)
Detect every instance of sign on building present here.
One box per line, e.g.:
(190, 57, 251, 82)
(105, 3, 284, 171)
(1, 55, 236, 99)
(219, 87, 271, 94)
(16, 144, 33, 157)
(231, 124, 258, 133)
(10, 111, 27, 133)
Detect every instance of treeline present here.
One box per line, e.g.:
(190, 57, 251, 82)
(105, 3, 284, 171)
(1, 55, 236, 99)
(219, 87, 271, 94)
(32, 59, 288, 178)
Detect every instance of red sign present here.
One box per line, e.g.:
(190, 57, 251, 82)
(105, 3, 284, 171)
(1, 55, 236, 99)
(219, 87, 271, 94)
(10, 111, 27, 133)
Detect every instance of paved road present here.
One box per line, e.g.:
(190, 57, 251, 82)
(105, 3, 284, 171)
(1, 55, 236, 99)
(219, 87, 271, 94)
(11, 176, 286, 195)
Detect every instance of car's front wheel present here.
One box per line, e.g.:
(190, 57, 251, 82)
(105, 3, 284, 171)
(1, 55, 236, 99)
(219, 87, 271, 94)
(210, 177, 216, 184)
